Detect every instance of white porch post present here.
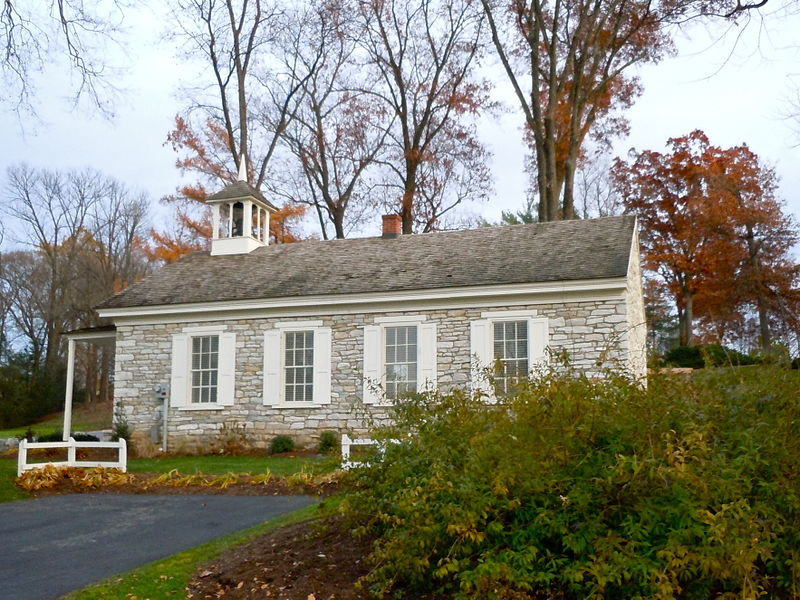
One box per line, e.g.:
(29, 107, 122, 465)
(63, 338, 76, 441)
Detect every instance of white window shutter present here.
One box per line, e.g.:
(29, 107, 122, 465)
(263, 329, 281, 406)
(362, 325, 382, 404)
(170, 334, 189, 407)
(417, 322, 438, 392)
(313, 327, 332, 404)
(529, 318, 549, 367)
(469, 320, 492, 395)
(218, 332, 236, 405)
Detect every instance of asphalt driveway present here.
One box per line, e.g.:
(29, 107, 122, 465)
(0, 493, 315, 600)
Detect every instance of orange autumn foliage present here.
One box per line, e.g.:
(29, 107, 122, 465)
(614, 130, 800, 348)
(148, 116, 307, 263)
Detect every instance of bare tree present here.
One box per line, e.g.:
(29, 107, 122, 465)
(276, 1, 390, 239)
(411, 123, 492, 232)
(5, 165, 96, 367)
(356, 0, 490, 233)
(1, 0, 126, 113)
(0, 250, 50, 364)
(574, 158, 623, 219)
(171, 0, 310, 187)
(4, 165, 150, 373)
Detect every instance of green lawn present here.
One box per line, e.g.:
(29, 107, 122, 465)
(62, 500, 331, 599)
(0, 459, 29, 502)
(0, 403, 112, 439)
(127, 454, 336, 476)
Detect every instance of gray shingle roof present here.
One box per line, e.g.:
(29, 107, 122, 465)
(97, 216, 635, 310)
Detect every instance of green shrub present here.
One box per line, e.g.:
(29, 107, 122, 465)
(342, 367, 800, 599)
(111, 403, 130, 443)
(269, 435, 295, 454)
(36, 431, 99, 443)
(664, 344, 759, 368)
(111, 419, 130, 443)
(317, 431, 338, 453)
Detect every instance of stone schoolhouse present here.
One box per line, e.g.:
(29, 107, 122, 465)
(94, 177, 646, 452)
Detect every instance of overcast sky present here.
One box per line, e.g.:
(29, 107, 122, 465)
(2, 4, 799, 243)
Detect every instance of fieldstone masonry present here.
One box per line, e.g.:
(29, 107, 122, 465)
(115, 296, 641, 453)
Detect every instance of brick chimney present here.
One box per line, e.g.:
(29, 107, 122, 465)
(382, 214, 402, 239)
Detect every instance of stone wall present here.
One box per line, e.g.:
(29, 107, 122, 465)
(625, 230, 649, 380)
(114, 298, 635, 453)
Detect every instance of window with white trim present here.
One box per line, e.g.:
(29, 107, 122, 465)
(284, 330, 314, 403)
(384, 325, 418, 400)
(492, 320, 528, 394)
(170, 327, 236, 408)
(191, 335, 219, 403)
(363, 319, 437, 404)
(263, 324, 331, 406)
(470, 312, 549, 396)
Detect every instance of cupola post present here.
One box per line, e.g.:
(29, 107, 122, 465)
(205, 158, 278, 256)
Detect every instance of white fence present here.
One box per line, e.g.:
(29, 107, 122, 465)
(341, 434, 400, 470)
(17, 438, 127, 477)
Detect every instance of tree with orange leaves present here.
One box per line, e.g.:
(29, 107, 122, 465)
(613, 130, 799, 349)
(146, 117, 307, 264)
(479, 0, 776, 223)
(481, 0, 676, 221)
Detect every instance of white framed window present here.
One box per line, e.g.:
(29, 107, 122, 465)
(191, 335, 219, 403)
(284, 330, 314, 403)
(384, 325, 417, 399)
(470, 312, 548, 396)
(492, 320, 529, 394)
(363, 318, 437, 404)
(263, 323, 331, 407)
(170, 326, 236, 409)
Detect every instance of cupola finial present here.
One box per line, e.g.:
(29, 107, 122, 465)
(237, 155, 247, 183)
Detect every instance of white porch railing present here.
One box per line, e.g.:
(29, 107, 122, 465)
(17, 438, 127, 477)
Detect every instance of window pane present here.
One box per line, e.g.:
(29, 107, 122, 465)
(190, 335, 220, 404)
(384, 326, 417, 400)
(284, 330, 314, 402)
(493, 321, 528, 395)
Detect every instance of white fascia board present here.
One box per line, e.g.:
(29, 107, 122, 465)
(64, 330, 117, 341)
(98, 278, 627, 325)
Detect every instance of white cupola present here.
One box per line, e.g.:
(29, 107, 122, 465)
(206, 159, 278, 256)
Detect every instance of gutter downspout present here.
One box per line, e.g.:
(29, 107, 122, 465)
(162, 392, 169, 453)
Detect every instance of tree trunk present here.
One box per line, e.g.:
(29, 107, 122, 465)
(679, 293, 694, 346)
(758, 299, 771, 349)
(401, 160, 419, 234)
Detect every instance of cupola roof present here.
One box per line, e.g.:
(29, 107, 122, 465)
(206, 180, 279, 212)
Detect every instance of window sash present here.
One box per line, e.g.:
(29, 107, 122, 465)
(385, 325, 417, 400)
(493, 320, 528, 395)
(284, 330, 314, 403)
(191, 335, 219, 403)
